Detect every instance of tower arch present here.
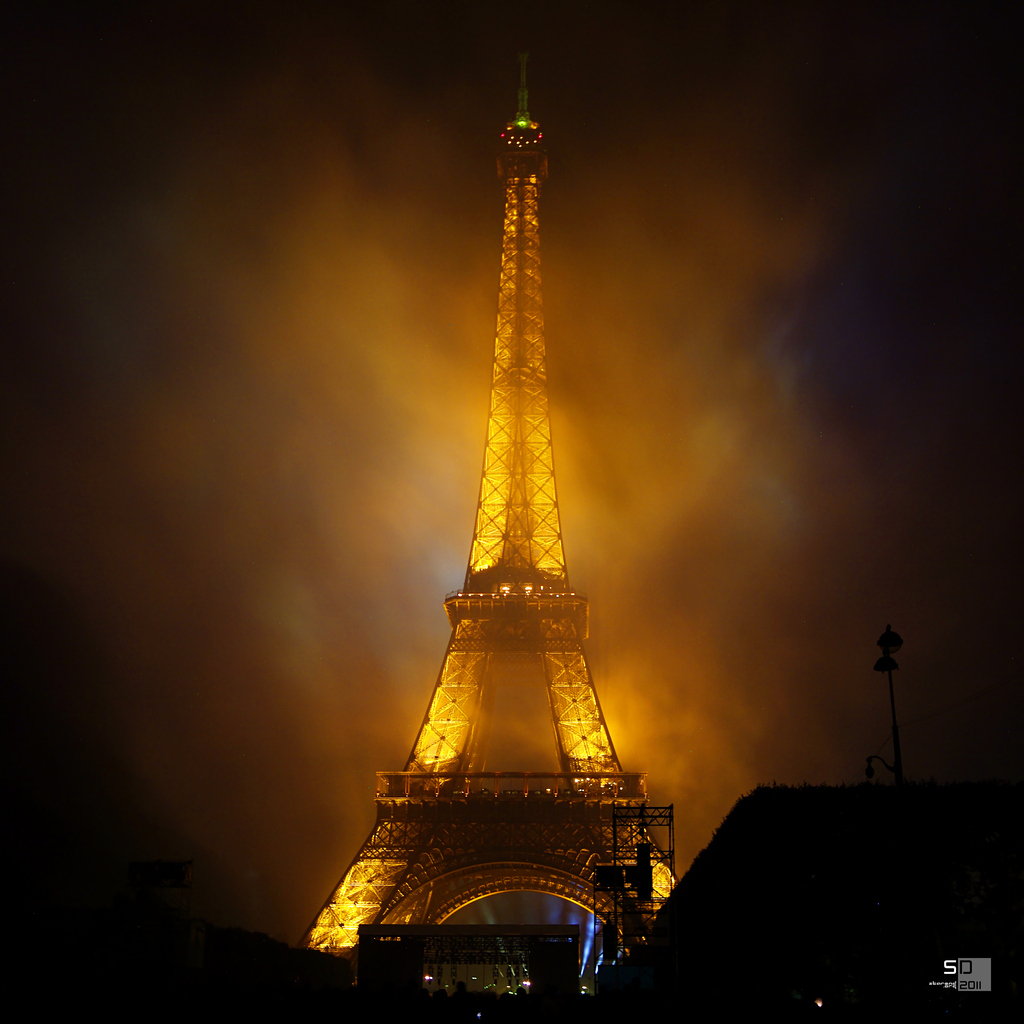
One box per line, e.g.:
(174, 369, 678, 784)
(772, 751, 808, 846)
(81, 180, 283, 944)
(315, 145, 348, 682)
(379, 862, 615, 928)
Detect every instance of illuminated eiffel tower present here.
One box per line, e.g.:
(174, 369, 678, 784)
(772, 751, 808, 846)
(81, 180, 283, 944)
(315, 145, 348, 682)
(303, 60, 672, 959)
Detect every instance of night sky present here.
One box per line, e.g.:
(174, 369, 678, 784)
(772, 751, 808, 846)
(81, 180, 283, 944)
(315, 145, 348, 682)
(2, 2, 1021, 943)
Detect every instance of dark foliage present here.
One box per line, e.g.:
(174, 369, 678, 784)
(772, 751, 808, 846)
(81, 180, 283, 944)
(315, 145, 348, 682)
(666, 781, 1023, 1015)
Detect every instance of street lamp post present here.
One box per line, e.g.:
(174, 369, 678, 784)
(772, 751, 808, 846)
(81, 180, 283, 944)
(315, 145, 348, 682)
(872, 624, 904, 786)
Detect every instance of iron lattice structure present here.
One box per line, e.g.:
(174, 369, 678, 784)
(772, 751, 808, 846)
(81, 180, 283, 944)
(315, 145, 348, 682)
(304, 65, 673, 960)
(602, 805, 675, 965)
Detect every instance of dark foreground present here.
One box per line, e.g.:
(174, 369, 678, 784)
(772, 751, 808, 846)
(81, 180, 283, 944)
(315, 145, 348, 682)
(17, 782, 1021, 1019)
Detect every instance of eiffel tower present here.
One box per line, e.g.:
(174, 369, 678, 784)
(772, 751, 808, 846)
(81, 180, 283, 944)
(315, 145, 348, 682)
(303, 59, 672, 959)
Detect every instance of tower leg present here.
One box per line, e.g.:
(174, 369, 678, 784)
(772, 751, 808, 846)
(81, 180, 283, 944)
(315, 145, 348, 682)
(543, 648, 619, 773)
(406, 623, 490, 772)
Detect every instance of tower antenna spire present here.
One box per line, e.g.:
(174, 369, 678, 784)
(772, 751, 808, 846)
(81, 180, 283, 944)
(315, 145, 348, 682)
(516, 52, 530, 126)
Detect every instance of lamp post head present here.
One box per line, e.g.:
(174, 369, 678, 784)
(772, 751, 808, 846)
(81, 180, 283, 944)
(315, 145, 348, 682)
(877, 624, 903, 654)
(865, 754, 895, 779)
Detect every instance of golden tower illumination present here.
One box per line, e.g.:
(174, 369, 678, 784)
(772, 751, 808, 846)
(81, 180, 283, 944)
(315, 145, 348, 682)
(303, 60, 671, 958)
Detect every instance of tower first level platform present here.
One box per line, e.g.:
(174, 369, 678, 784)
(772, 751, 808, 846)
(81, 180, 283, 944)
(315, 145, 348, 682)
(305, 772, 672, 955)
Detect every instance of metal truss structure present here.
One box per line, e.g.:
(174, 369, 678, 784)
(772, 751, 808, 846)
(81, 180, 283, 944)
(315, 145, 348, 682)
(360, 924, 579, 994)
(598, 805, 675, 966)
(303, 63, 673, 961)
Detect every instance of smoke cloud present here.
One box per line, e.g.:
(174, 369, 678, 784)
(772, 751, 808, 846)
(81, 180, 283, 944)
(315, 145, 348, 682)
(2, 3, 1020, 941)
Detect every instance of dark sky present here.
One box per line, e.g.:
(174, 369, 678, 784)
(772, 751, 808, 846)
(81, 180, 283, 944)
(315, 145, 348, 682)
(2, 1, 1021, 942)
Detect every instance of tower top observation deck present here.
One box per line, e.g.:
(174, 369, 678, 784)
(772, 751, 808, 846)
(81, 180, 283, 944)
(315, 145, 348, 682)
(498, 52, 546, 180)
